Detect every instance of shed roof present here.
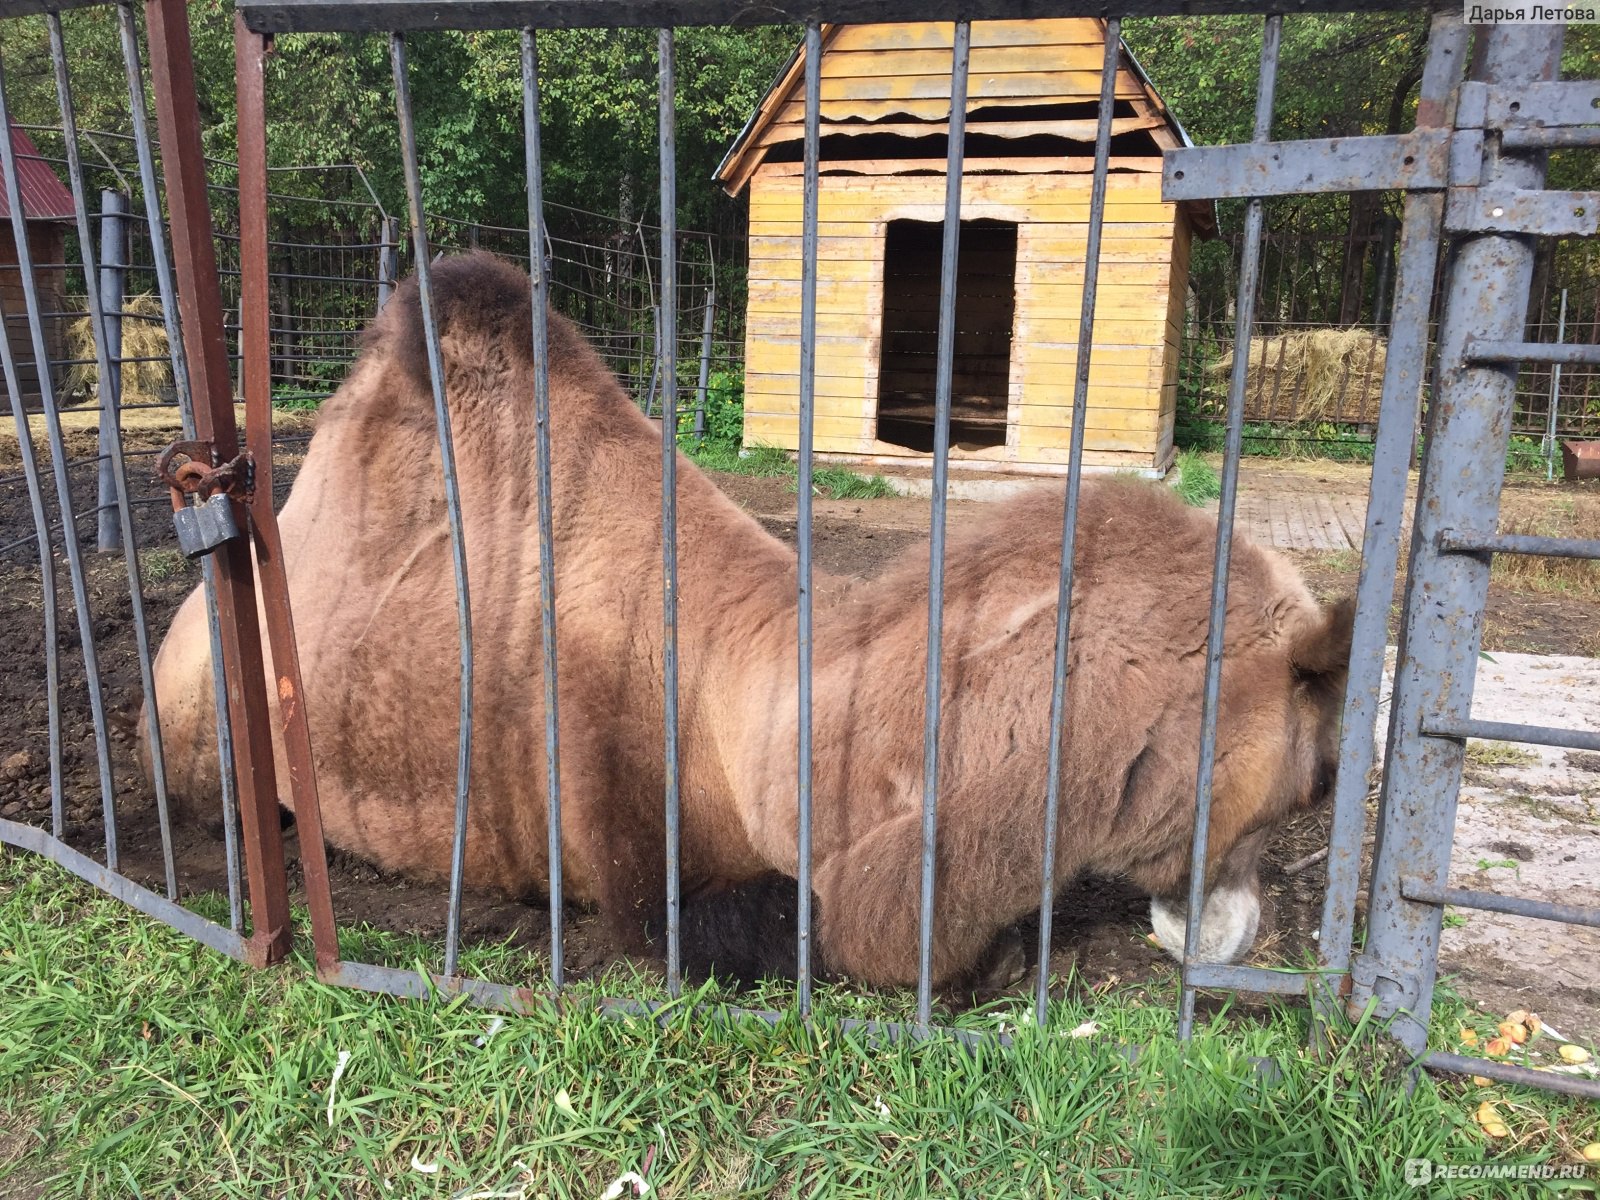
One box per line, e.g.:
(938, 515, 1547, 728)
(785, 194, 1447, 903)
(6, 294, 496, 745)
(716, 20, 1200, 202)
(0, 125, 76, 223)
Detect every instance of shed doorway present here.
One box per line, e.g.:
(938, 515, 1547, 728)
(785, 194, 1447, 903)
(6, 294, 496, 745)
(876, 218, 1017, 453)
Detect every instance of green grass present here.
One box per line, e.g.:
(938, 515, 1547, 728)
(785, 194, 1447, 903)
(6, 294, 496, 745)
(809, 466, 897, 500)
(681, 438, 896, 501)
(271, 388, 329, 412)
(1169, 449, 1222, 507)
(3, 852, 1596, 1198)
(138, 548, 191, 583)
(1174, 418, 1551, 475)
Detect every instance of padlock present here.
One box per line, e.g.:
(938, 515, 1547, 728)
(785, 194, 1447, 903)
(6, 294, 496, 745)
(172, 492, 241, 560)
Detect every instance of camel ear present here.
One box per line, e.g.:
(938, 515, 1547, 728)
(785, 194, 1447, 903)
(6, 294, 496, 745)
(1290, 595, 1356, 682)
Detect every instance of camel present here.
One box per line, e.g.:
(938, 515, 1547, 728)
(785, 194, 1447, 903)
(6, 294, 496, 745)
(143, 251, 1353, 988)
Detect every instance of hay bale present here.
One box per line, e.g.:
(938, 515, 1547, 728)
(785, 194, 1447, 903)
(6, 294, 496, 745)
(61, 293, 174, 408)
(1208, 328, 1388, 425)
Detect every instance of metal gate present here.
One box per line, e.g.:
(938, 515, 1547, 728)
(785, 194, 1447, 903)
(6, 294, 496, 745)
(3, 0, 1598, 1101)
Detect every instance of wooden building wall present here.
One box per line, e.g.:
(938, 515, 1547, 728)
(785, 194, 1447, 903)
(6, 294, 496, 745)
(0, 223, 67, 410)
(742, 169, 1187, 471)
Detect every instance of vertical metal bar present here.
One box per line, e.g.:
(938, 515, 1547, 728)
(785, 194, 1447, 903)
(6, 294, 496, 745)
(390, 31, 477, 980)
(1357, 23, 1564, 1062)
(1546, 288, 1567, 482)
(96, 189, 126, 554)
(795, 19, 823, 1017)
(50, 15, 180, 899)
(521, 27, 566, 991)
(0, 46, 120, 868)
(235, 13, 340, 971)
(693, 285, 715, 444)
(1311, 9, 1467, 1047)
(378, 215, 399, 313)
(916, 19, 970, 1031)
(658, 25, 683, 997)
(1034, 17, 1119, 1028)
(0, 301, 63, 841)
(144, 0, 291, 965)
(118, 4, 242, 932)
(1177, 14, 1281, 1043)
(644, 303, 661, 417)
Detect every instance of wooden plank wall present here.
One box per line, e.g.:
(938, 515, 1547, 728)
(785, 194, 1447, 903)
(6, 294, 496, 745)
(0, 224, 67, 408)
(742, 169, 1181, 467)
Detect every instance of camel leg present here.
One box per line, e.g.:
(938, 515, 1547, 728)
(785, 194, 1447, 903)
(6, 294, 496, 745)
(812, 808, 1036, 989)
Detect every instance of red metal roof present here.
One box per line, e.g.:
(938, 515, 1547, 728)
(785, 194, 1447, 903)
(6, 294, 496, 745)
(0, 124, 76, 223)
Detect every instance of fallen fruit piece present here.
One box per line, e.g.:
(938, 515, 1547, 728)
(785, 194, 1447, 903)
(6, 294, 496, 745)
(1472, 1075, 1492, 1087)
(1476, 1101, 1509, 1139)
(1499, 1021, 1529, 1045)
(1460, 1027, 1479, 1046)
(1506, 1009, 1530, 1025)
(1558, 1044, 1591, 1065)
(1581, 1144, 1600, 1163)
(1527, 1014, 1543, 1038)
(1485, 1037, 1513, 1058)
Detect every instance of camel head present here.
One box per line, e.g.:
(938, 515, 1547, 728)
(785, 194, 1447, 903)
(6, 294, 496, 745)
(1145, 594, 1355, 965)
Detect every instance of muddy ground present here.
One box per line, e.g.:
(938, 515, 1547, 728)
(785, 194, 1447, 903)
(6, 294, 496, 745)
(1, 424, 1596, 1039)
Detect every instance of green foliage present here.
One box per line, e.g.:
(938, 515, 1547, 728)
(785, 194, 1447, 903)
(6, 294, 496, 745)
(1170, 448, 1222, 507)
(678, 369, 745, 446)
(0, 10, 794, 232)
(1176, 417, 1378, 464)
(272, 388, 328, 412)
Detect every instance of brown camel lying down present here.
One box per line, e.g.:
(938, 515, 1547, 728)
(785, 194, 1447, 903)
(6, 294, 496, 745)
(143, 252, 1353, 988)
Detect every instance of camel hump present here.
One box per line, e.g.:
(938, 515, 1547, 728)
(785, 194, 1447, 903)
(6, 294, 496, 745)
(365, 249, 540, 388)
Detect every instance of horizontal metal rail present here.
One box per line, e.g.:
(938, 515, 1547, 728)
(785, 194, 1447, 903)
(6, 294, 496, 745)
(1182, 961, 1333, 996)
(1424, 1051, 1600, 1101)
(1464, 339, 1600, 366)
(1446, 188, 1600, 238)
(1438, 531, 1600, 561)
(0, 818, 249, 962)
(1500, 126, 1600, 151)
(1163, 130, 1449, 201)
(235, 0, 1432, 33)
(1423, 717, 1600, 755)
(1401, 877, 1600, 929)
(1470, 80, 1600, 129)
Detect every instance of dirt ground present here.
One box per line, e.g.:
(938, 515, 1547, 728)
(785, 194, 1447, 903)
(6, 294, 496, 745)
(1, 426, 1597, 1038)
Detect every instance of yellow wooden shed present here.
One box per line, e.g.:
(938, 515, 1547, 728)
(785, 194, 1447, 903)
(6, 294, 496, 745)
(715, 20, 1214, 476)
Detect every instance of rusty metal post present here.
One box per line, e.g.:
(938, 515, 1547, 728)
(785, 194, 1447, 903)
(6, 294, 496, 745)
(235, 13, 341, 972)
(144, 0, 290, 966)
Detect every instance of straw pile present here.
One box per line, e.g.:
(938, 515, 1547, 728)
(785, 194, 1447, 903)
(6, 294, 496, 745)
(62, 293, 173, 408)
(1208, 328, 1388, 424)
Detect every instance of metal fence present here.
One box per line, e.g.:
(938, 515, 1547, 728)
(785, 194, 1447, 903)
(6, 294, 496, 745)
(3, 0, 1599, 1107)
(1181, 220, 1600, 451)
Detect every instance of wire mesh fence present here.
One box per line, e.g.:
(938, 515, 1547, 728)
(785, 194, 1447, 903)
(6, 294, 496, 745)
(1180, 219, 1600, 456)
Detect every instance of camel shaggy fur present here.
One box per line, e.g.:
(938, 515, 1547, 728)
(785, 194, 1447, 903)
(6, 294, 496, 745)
(143, 252, 1353, 988)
